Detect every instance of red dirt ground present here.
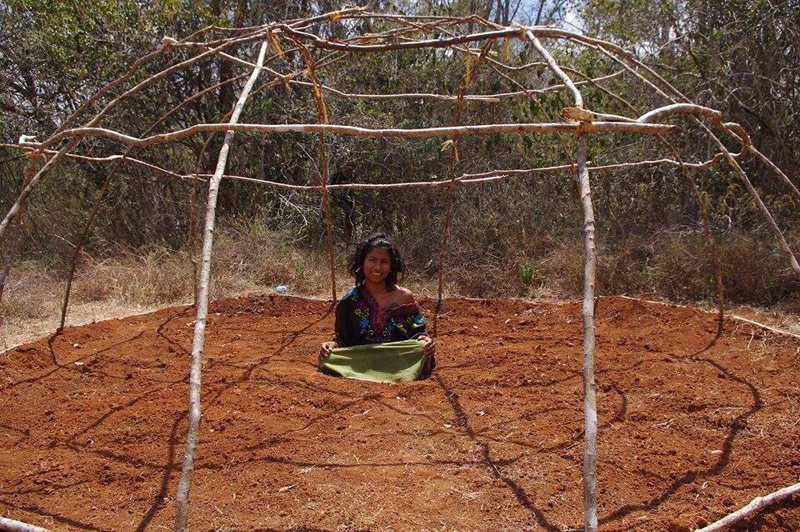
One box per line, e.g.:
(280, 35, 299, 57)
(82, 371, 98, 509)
(1, 295, 799, 532)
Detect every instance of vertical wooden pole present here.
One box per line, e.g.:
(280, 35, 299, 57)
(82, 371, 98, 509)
(174, 41, 268, 532)
(294, 39, 338, 303)
(434, 42, 492, 333)
(576, 135, 598, 532)
(59, 165, 113, 331)
(527, 31, 598, 531)
(660, 139, 725, 340)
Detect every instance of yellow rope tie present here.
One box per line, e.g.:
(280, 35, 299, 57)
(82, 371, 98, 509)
(266, 30, 285, 58)
(280, 74, 294, 94)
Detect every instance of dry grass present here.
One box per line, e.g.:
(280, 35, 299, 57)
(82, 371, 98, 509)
(0, 227, 335, 350)
(2, 227, 798, 351)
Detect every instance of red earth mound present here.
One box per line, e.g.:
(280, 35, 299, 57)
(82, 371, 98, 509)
(1, 295, 799, 531)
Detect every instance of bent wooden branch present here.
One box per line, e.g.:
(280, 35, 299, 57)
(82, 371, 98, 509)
(0, 139, 80, 244)
(0, 157, 39, 303)
(174, 41, 269, 532)
(637, 103, 722, 124)
(579, 39, 800, 278)
(748, 145, 800, 204)
(701, 123, 800, 276)
(696, 482, 800, 532)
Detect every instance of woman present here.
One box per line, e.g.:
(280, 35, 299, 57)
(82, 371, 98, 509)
(318, 233, 435, 381)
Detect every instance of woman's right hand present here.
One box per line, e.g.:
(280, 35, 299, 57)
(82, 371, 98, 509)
(319, 341, 338, 362)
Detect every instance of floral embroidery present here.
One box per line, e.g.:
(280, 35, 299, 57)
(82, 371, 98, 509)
(346, 285, 424, 343)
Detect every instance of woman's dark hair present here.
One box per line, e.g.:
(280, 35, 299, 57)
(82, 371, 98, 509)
(349, 233, 405, 288)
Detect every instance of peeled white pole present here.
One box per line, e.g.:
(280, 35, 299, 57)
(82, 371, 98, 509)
(0, 517, 51, 532)
(696, 482, 800, 532)
(173, 41, 269, 532)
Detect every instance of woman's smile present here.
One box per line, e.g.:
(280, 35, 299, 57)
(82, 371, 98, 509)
(363, 247, 391, 284)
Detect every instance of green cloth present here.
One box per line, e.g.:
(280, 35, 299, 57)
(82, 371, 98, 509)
(318, 339, 430, 383)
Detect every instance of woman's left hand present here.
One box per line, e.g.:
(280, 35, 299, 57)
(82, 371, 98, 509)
(419, 334, 436, 358)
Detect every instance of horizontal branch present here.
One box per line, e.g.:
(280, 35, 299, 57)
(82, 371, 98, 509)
(280, 69, 624, 104)
(2, 143, 740, 192)
(289, 79, 501, 102)
(270, 22, 645, 57)
(201, 153, 733, 190)
(0, 144, 196, 181)
(34, 121, 678, 150)
(276, 25, 525, 52)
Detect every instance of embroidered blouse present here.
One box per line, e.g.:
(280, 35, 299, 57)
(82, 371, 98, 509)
(334, 285, 426, 347)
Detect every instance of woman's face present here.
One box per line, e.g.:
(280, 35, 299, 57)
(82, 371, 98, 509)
(362, 247, 392, 285)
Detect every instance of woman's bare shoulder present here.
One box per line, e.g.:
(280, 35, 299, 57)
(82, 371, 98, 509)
(392, 285, 417, 305)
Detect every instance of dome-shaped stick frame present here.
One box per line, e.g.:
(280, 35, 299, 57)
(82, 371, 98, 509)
(1, 7, 798, 531)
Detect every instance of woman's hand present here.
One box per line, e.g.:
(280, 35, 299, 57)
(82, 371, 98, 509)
(419, 334, 436, 358)
(319, 341, 338, 362)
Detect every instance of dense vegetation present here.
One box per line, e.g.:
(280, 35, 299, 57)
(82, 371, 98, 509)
(1, 0, 798, 313)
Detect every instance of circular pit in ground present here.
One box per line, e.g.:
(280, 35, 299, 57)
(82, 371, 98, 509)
(1, 295, 799, 531)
